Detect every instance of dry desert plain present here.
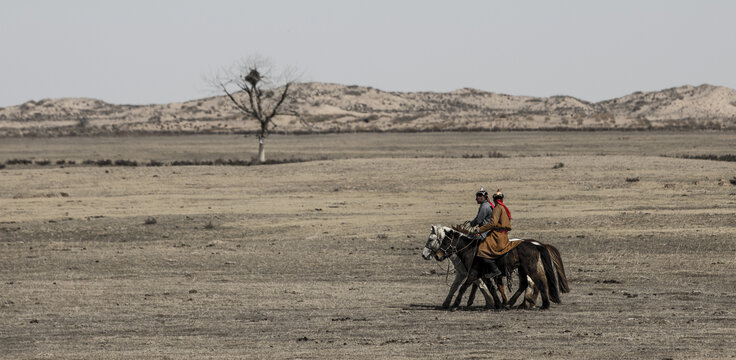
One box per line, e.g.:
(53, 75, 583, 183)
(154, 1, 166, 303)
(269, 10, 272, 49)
(1, 131, 735, 359)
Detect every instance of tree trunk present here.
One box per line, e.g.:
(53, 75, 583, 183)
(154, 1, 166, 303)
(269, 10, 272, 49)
(258, 136, 266, 163)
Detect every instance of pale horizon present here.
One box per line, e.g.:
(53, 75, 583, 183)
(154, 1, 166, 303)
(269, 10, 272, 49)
(2, 0, 735, 107)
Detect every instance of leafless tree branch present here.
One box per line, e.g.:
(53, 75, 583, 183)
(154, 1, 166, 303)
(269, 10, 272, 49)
(208, 55, 300, 162)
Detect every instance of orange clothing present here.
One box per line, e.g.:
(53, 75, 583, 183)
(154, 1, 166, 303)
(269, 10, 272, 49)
(476, 202, 518, 258)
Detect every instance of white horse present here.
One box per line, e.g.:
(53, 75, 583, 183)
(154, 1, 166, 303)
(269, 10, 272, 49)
(422, 225, 502, 309)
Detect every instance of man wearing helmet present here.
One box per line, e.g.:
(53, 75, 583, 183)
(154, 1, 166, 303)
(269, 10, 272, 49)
(475, 189, 518, 278)
(470, 187, 494, 229)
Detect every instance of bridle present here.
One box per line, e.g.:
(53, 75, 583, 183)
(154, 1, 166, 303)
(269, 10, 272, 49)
(434, 226, 476, 260)
(424, 225, 480, 287)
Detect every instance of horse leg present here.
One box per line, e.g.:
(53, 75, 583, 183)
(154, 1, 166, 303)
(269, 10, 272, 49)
(442, 272, 464, 308)
(470, 278, 493, 310)
(526, 260, 551, 310)
(495, 277, 509, 305)
(452, 273, 477, 309)
(507, 268, 529, 307)
(482, 277, 502, 309)
(466, 282, 478, 308)
(522, 275, 538, 309)
(523, 258, 546, 309)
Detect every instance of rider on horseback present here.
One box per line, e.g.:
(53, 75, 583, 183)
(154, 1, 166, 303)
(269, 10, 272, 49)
(474, 189, 518, 279)
(470, 187, 494, 228)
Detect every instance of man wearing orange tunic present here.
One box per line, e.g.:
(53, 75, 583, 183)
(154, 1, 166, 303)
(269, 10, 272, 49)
(475, 189, 519, 278)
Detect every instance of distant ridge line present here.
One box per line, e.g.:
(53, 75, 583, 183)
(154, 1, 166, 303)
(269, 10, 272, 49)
(1, 82, 735, 136)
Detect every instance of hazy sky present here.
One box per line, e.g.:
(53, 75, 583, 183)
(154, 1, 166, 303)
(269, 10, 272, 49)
(2, 0, 735, 107)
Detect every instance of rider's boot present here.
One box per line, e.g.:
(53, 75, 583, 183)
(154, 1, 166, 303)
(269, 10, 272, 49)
(482, 258, 502, 279)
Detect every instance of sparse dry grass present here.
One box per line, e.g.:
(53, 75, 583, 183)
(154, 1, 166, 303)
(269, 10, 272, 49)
(1, 131, 735, 359)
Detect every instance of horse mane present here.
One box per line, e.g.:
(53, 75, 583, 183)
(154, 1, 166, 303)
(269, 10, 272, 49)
(447, 226, 479, 244)
(450, 224, 474, 235)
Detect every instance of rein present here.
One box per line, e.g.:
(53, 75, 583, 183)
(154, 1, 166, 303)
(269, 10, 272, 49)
(438, 228, 477, 258)
(437, 227, 480, 285)
(428, 225, 479, 287)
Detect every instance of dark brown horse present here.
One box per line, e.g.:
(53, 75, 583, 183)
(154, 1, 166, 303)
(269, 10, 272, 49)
(424, 225, 561, 309)
(465, 241, 569, 309)
(515, 243, 570, 308)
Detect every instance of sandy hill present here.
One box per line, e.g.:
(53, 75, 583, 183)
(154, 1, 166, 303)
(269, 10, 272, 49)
(1, 83, 735, 136)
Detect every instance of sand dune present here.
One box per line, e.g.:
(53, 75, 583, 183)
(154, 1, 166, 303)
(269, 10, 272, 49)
(1, 83, 735, 136)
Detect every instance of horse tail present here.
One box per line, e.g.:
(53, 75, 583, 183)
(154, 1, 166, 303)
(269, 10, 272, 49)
(546, 244, 570, 293)
(537, 243, 561, 304)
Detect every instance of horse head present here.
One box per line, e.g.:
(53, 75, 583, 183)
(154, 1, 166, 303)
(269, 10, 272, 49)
(422, 225, 450, 261)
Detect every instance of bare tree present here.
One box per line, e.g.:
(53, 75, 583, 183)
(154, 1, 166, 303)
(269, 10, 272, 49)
(212, 56, 297, 163)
